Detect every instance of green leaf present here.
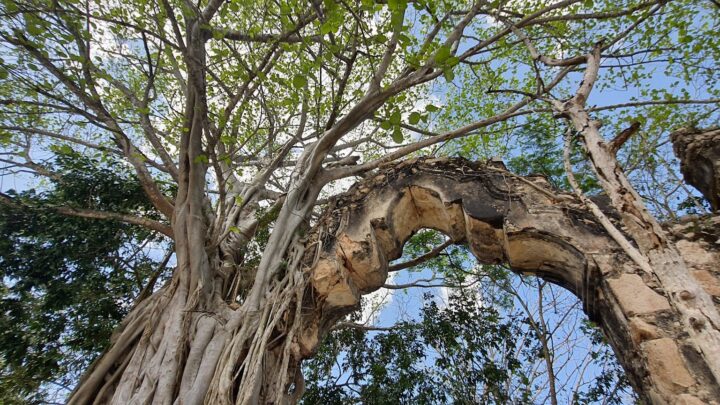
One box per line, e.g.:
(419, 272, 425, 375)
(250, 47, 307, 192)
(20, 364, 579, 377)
(425, 104, 440, 112)
(387, 0, 408, 12)
(0, 129, 12, 145)
(292, 74, 307, 89)
(69, 54, 86, 63)
(320, 21, 334, 35)
(50, 143, 74, 156)
(24, 14, 45, 36)
(380, 120, 392, 130)
(443, 68, 455, 82)
(27, 23, 44, 36)
(373, 34, 388, 43)
(391, 126, 403, 143)
(389, 109, 401, 125)
(391, 9, 405, 31)
(409, 112, 421, 125)
(435, 45, 451, 64)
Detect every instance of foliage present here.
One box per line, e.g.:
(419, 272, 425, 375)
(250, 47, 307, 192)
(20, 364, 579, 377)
(303, 289, 524, 405)
(0, 152, 168, 403)
(303, 233, 634, 404)
(0, 0, 717, 402)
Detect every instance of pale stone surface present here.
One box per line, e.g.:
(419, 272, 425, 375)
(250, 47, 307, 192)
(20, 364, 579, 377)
(324, 280, 359, 308)
(608, 273, 671, 315)
(301, 157, 720, 405)
(691, 270, 720, 296)
(671, 127, 720, 210)
(337, 234, 385, 292)
(628, 318, 659, 344)
(643, 338, 696, 393)
(676, 239, 717, 268)
(310, 259, 340, 296)
(465, 214, 504, 262)
(311, 259, 359, 308)
(677, 394, 709, 405)
(298, 321, 319, 357)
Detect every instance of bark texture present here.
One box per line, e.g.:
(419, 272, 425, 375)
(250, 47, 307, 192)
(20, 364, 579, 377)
(672, 127, 720, 210)
(549, 48, 720, 402)
(70, 157, 720, 404)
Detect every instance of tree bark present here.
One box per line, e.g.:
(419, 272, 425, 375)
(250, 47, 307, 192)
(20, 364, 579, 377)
(70, 157, 720, 404)
(671, 127, 720, 211)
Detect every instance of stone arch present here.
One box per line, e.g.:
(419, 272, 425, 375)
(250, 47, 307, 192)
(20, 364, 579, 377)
(294, 157, 720, 404)
(300, 158, 610, 354)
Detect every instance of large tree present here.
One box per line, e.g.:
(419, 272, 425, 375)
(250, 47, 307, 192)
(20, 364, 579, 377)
(0, 0, 718, 403)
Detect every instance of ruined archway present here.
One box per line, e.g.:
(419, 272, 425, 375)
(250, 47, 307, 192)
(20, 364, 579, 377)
(297, 157, 720, 404)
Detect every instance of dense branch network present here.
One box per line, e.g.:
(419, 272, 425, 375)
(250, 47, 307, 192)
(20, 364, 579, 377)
(0, 0, 718, 403)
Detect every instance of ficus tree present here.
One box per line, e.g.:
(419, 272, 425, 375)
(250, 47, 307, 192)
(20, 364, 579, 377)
(0, 0, 718, 403)
(0, 151, 632, 404)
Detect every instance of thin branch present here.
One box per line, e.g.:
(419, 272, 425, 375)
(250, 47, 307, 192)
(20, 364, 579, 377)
(608, 121, 641, 154)
(0, 193, 173, 238)
(561, 130, 652, 274)
(219, 30, 321, 43)
(589, 98, 720, 112)
(333, 322, 396, 332)
(53, 206, 173, 238)
(389, 239, 454, 272)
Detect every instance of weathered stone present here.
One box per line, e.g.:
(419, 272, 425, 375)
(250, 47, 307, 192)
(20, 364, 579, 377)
(676, 239, 717, 268)
(608, 273, 671, 315)
(298, 320, 319, 357)
(671, 127, 720, 210)
(465, 214, 504, 263)
(643, 338, 696, 393)
(324, 280, 359, 308)
(677, 394, 709, 405)
(310, 259, 341, 296)
(691, 270, 720, 297)
(671, 220, 720, 300)
(298, 157, 720, 405)
(337, 234, 386, 292)
(628, 318, 659, 344)
(310, 259, 359, 309)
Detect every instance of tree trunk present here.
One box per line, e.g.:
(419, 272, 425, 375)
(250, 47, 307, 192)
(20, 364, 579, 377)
(69, 157, 720, 404)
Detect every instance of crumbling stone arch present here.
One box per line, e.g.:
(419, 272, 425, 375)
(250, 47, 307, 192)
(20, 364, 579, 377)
(298, 157, 720, 404)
